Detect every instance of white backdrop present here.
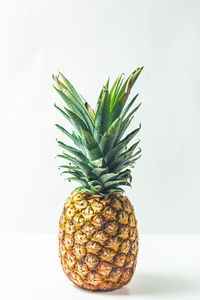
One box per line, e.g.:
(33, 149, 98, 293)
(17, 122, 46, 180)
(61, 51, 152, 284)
(0, 0, 199, 234)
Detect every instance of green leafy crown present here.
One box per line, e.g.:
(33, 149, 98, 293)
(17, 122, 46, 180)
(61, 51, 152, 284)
(53, 67, 143, 195)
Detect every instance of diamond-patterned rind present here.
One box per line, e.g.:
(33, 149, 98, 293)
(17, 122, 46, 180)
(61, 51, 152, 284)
(59, 190, 139, 291)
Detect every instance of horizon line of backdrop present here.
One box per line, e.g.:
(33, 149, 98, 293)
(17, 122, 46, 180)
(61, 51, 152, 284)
(0, 0, 199, 234)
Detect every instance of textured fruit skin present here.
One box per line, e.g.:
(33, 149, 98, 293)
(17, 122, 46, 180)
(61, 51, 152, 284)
(59, 190, 139, 291)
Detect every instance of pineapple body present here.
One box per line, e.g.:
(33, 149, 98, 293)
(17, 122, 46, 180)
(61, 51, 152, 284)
(59, 190, 138, 291)
(54, 68, 143, 291)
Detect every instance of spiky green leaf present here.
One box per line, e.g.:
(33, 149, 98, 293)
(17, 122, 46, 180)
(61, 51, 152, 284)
(99, 117, 122, 154)
(121, 94, 139, 119)
(55, 124, 84, 150)
(66, 177, 89, 187)
(111, 67, 143, 122)
(105, 125, 141, 163)
(109, 141, 141, 170)
(85, 102, 95, 121)
(57, 141, 89, 162)
(112, 155, 141, 172)
(58, 72, 84, 104)
(115, 67, 143, 104)
(92, 167, 108, 177)
(53, 86, 85, 122)
(57, 153, 94, 176)
(106, 187, 125, 194)
(110, 74, 124, 108)
(94, 89, 110, 141)
(99, 173, 119, 183)
(104, 179, 127, 188)
(54, 104, 71, 122)
(65, 108, 88, 135)
(81, 128, 102, 160)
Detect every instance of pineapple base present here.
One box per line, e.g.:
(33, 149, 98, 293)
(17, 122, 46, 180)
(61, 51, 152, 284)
(59, 190, 139, 291)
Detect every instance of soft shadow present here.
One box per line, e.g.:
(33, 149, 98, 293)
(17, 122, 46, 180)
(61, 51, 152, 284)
(95, 273, 199, 296)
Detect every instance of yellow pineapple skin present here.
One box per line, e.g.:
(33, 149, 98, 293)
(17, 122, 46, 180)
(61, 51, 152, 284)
(59, 190, 139, 291)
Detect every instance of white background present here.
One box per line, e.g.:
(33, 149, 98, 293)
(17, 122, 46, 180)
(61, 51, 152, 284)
(0, 0, 200, 235)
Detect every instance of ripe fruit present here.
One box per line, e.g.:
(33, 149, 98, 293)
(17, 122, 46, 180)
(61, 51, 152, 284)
(53, 67, 143, 290)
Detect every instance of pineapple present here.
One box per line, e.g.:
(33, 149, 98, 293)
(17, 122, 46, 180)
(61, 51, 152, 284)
(53, 67, 143, 291)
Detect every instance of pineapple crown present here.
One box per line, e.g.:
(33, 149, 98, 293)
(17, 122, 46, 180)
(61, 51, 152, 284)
(53, 67, 143, 195)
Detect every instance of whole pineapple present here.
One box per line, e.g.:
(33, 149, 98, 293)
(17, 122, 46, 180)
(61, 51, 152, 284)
(53, 67, 143, 291)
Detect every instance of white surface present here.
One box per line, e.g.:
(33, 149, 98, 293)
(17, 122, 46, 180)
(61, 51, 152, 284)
(0, 234, 199, 299)
(0, 0, 200, 234)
